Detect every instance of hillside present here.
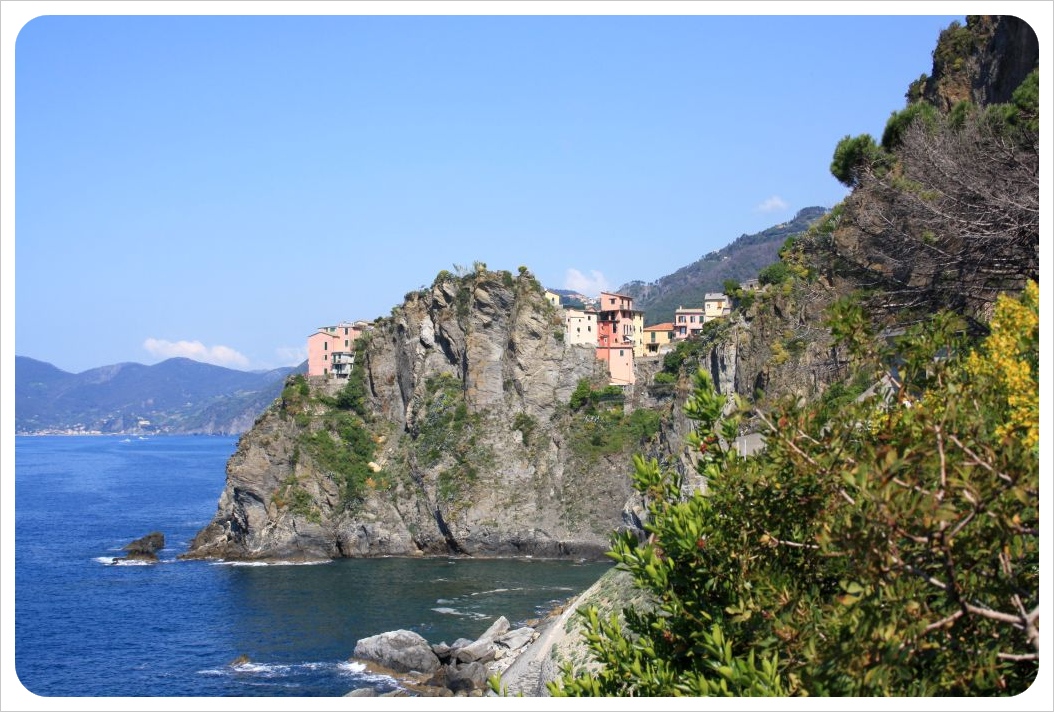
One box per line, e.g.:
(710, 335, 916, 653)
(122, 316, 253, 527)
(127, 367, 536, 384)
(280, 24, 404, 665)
(537, 14, 1039, 698)
(184, 267, 676, 562)
(14, 355, 301, 435)
(616, 206, 827, 325)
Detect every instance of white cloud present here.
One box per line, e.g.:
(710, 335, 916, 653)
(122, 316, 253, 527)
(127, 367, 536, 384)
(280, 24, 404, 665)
(143, 338, 251, 369)
(564, 268, 610, 297)
(274, 345, 307, 366)
(755, 195, 789, 213)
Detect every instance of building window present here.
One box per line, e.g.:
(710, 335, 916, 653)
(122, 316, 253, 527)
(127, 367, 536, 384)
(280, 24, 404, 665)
(324, 354, 328, 361)
(345, 340, 349, 347)
(619, 350, 624, 357)
(344, 328, 349, 335)
(324, 342, 328, 350)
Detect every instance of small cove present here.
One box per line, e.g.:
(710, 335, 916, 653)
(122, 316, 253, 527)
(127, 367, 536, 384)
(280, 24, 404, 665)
(13, 435, 611, 697)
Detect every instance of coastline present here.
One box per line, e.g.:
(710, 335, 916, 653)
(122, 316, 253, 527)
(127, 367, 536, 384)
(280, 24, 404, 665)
(345, 579, 605, 697)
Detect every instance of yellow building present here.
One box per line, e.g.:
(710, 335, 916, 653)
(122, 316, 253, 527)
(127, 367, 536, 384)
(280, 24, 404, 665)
(643, 322, 676, 355)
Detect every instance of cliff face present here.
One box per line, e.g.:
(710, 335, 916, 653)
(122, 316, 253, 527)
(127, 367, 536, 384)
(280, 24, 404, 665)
(707, 15, 1039, 413)
(184, 15, 1037, 565)
(922, 15, 1039, 111)
(185, 269, 655, 562)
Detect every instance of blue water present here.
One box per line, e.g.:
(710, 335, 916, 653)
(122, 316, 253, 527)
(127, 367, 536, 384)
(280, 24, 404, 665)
(13, 435, 611, 697)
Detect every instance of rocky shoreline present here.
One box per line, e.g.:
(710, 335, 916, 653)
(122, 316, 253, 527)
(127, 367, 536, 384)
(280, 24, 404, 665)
(334, 563, 641, 697)
(343, 590, 587, 697)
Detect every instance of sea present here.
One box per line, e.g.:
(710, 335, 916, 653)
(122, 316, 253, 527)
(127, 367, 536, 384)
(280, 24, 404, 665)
(11, 435, 612, 701)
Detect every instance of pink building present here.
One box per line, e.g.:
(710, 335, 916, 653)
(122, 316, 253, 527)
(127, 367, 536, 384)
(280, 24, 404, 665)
(674, 306, 705, 340)
(596, 345, 635, 385)
(307, 321, 367, 377)
(597, 291, 644, 356)
(595, 291, 644, 384)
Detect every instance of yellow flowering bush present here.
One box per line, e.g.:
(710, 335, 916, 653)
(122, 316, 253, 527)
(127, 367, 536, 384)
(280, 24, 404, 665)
(964, 281, 1038, 451)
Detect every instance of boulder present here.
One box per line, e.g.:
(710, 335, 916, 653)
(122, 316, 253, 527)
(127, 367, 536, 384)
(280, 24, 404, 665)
(445, 661, 488, 693)
(453, 615, 513, 663)
(431, 642, 452, 662)
(477, 616, 511, 643)
(454, 639, 496, 664)
(345, 688, 376, 697)
(113, 531, 164, 563)
(353, 630, 440, 674)
(497, 626, 535, 651)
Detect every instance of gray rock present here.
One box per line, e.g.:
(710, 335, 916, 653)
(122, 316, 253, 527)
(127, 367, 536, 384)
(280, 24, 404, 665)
(455, 639, 496, 664)
(113, 531, 165, 563)
(353, 630, 440, 674)
(445, 661, 488, 693)
(182, 268, 634, 563)
(497, 626, 535, 651)
(345, 688, 377, 697)
(477, 616, 510, 643)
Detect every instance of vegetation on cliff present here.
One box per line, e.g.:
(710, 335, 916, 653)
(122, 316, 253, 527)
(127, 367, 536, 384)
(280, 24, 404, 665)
(553, 283, 1039, 696)
(550, 15, 1039, 696)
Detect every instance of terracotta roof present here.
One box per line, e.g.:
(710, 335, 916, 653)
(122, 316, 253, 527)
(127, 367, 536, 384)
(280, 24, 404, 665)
(643, 322, 675, 331)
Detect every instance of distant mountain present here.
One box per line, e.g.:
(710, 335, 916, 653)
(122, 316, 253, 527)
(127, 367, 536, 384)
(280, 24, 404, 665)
(545, 288, 596, 310)
(618, 206, 828, 325)
(15, 356, 304, 435)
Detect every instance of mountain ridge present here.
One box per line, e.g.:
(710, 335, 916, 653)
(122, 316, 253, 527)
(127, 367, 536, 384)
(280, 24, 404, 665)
(617, 206, 829, 324)
(15, 355, 303, 435)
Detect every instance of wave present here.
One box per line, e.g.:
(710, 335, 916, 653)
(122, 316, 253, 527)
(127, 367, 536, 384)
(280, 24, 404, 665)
(430, 606, 490, 620)
(470, 587, 522, 597)
(94, 556, 155, 566)
(208, 559, 331, 567)
(199, 660, 398, 685)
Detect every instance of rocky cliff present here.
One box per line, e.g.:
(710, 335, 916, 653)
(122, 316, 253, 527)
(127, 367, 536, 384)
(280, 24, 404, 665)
(184, 268, 670, 562)
(699, 14, 1039, 415)
(184, 15, 1037, 568)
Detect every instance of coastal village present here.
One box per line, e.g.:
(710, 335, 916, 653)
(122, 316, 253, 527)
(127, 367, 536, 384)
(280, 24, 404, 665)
(306, 285, 753, 387)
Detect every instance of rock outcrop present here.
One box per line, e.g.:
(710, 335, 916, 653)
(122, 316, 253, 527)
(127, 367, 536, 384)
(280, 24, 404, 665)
(350, 614, 540, 697)
(112, 531, 164, 563)
(183, 268, 659, 562)
(921, 15, 1039, 112)
(353, 630, 441, 675)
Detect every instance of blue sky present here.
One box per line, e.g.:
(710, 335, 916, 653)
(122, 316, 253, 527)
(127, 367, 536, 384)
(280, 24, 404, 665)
(4, 4, 1040, 374)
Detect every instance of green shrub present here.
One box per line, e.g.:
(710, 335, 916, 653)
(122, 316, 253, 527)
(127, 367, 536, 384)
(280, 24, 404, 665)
(569, 379, 593, 411)
(335, 365, 370, 420)
(881, 102, 938, 150)
(830, 133, 889, 187)
(757, 261, 790, 286)
(553, 284, 1039, 696)
(512, 411, 538, 446)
